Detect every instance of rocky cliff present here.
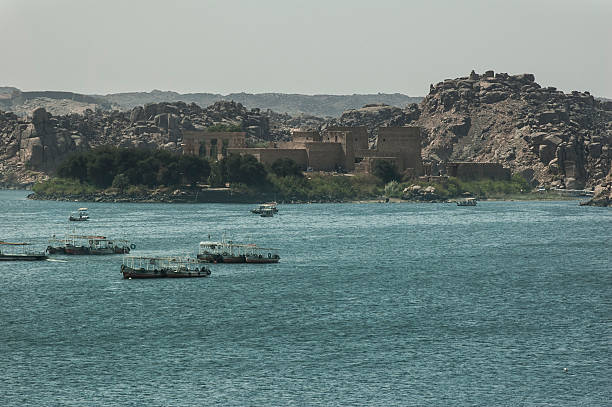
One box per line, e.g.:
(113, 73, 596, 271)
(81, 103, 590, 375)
(329, 71, 612, 189)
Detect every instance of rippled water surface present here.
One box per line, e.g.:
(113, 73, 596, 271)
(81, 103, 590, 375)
(1, 190, 610, 406)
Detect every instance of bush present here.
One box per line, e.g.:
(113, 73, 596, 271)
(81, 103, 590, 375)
(372, 160, 400, 183)
(384, 181, 402, 198)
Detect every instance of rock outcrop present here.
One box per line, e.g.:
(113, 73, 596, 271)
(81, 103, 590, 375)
(330, 71, 611, 188)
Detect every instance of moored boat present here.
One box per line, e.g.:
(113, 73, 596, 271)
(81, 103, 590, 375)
(121, 256, 211, 279)
(0, 241, 48, 261)
(197, 239, 248, 263)
(197, 238, 280, 264)
(48, 234, 133, 255)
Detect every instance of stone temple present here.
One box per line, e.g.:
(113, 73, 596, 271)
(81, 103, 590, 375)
(183, 126, 424, 175)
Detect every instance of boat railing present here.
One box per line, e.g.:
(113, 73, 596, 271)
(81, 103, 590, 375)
(123, 256, 199, 271)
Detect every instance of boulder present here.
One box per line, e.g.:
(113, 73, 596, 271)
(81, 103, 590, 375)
(129, 106, 145, 124)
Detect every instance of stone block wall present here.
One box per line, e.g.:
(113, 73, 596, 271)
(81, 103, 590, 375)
(446, 162, 510, 180)
(304, 142, 345, 171)
(377, 127, 423, 174)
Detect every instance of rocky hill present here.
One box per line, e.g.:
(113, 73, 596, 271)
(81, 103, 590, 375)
(1, 71, 611, 197)
(0, 87, 421, 118)
(0, 100, 321, 185)
(329, 71, 612, 189)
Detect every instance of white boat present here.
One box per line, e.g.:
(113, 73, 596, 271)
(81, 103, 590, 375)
(456, 198, 477, 206)
(251, 202, 278, 215)
(69, 208, 89, 221)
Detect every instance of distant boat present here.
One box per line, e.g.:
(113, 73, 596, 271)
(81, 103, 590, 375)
(251, 202, 278, 215)
(259, 208, 275, 217)
(197, 238, 280, 264)
(456, 198, 477, 206)
(0, 241, 48, 261)
(47, 234, 133, 255)
(121, 256, 211, 279)
(69, 208, 89, 221)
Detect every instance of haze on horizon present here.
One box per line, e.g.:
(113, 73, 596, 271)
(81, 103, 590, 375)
(1, 0, 611, 98)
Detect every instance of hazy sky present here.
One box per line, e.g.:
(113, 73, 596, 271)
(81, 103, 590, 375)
(1, 0, 611, 97)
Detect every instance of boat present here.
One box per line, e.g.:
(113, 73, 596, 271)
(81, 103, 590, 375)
(197, 239, 249, 263)
(121, 256, 212, 279)
(259, 208, 275, 217)
(0, 241, 48, 261)
(69, 208, 89, 221)
(250, 202, 278, 214)
(197, 238, 280, 264)
(47, 234, 133, 255)
(244, 246, 281, 263)
(456, 197, 477, 206)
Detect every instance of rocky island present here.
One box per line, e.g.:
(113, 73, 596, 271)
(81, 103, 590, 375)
(1, 71, 610, 206)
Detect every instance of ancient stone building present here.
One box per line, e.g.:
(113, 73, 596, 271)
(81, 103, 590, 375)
(182, 130, 246, 160)
(184, 126, 424, 176)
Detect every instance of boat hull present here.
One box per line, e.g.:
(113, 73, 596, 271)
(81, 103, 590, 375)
(197, 254, 245, 263)
(121, 265, 211, 279)
(48, 245, 130, 255)
(0, 254, 48, 261)
(245, 255, 280, 264)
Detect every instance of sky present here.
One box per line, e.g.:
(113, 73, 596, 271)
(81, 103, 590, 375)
(1, 0, 611, 97)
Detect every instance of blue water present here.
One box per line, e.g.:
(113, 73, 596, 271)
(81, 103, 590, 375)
(0, 190, 610, 406)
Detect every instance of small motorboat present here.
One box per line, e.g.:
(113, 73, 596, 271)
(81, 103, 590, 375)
(456, 198, 477, 206)
(251, 202, 278, 214)
(259, 208, 275, 217)
(69, 208, 89, 221)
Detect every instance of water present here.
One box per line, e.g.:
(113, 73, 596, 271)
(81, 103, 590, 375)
(0, 190, 610, 406)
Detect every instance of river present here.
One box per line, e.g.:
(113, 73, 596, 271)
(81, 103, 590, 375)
(0, 190, 610, 406)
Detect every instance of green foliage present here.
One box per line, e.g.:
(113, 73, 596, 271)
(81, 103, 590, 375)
(111, 173, 130, 191)
(384, 181, 402, 198)
(54, 146, 210, 189)
(429, 176, 531, 199)
(372, 160, 400, 183)
(216, 153, 268, 186)
(206, 123, 242, 132)
(270, 158, 303, 178)
(32, 178, 97, 195)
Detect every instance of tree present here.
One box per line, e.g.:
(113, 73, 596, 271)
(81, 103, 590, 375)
(179, 155, 211, 186)
(111, 173, 130, 191)
(372, 160, 399, 183)
(218, 153, 268, 186)
(57, 154, 88, 182)
(271, 158, 303, 178)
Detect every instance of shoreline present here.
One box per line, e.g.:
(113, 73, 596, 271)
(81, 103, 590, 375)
(21, 189, 587, 205)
